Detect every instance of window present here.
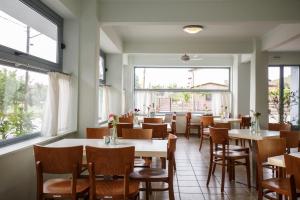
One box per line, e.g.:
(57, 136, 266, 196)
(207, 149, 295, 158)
(99, 50, 106, 84)
(268, 66, 300, 125)
(0, 0, 62, 145)
(135, 67, 230, 90)
(0, 64, 48, 141)
(0, 0, 63, 70)
(134, 67, 231, 114)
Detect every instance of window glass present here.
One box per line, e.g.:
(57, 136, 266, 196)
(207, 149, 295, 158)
(283, 66, 299, 125)
(0, 64, 48, 140)
(135, 91, 230, 114)
(268, 67, 280, 123)
(135, 67, 230, 90)
(0, 0, 58, 63)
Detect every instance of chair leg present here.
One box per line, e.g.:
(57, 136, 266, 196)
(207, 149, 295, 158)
(212, 162, 216, 175)
(173, 159, 177, 171)
(145, 181, 150, 200)
(221, 163, 226, 193)
(246, 157, 251, 188)
(206, 156, 213, 186)
(199, 134, 204, 151)
(169, 183, 175, 200)
(258, 186, 263, 200)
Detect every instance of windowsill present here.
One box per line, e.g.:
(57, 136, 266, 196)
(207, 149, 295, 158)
(0, 131, 76, 157)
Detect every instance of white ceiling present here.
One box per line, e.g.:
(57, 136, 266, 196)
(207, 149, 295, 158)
(111, 22, 279, 42)
(270, 36, 300, 52)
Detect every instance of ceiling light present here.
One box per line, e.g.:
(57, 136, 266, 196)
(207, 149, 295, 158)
(183, 25, 204, 34)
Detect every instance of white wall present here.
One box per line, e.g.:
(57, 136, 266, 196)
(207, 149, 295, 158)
(268, 52, 300, 65)
(106, 54, 124, 115)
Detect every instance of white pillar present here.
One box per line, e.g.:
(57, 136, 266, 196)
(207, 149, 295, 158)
(106, 54, 124, 115)
(250, 39, 269, 129)
(78, 0, 100, 137)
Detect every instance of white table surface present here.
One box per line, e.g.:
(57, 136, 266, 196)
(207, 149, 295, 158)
(267, 152, 300, 168)
(228, 129, 280, 140)
(46, 138, 168, 157)
(215, 118, 241, 123)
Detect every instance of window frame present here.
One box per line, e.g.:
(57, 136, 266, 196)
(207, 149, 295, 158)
(268, 65, 300, 127)
(133, 66, 232, 113)
(0, 0, 63, 146)
(0, 0, 64, 72)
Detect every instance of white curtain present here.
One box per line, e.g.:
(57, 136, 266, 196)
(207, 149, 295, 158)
(42, 72, 73, 136)
(100, 86, 110, 121)
(134, 91, 153, 115)
(211, 92, 231, 116)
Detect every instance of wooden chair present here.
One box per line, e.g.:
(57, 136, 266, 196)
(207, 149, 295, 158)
(116, 123, 133, 137)
(142, 123, 167, 139)
(268, 123, 292, 131)
(199, 116, 214, 151)
(144, 117, 163, 123)
(284, 154, 300, 199)
(122, 128, 152, 139)
(256, 138, 288, 200)
(280, 131, 300, 153)
(206, 128, 250, 192)
(86, 146, 139, 200)
(86, 127, 109, 139)
(185, 112, 201, 139)
(130, 134, 177, 200)
(123, 128, 153, 168)
(240, 116, 251, 129)
(33, 145, 89, 200)
(119, 116, 134, 123)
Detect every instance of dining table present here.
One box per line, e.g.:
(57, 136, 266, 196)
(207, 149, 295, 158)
(267, 152, 300, 168)
(228, 129, 280, 187)
(46, 138, 168, 158)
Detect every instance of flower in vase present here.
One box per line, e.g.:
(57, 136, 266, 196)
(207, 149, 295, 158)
(250, 110, 261, 118)
(108, 114, 119, 128)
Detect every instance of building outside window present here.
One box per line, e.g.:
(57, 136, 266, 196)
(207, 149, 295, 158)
(134, 67, 231, 115)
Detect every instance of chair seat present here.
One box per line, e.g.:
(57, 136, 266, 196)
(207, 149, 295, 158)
(94, 179, 140, 198)
(213, 150, 249, 159)
(134, 157, 151, 168)
(262, 178, 294, 196)
(43, 178, 89, 195)
(130, 168, 168, 181)
(226, 144, 249, 152)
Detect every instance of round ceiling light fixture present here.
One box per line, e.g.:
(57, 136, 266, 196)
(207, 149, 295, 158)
(181, 54, 190, 62)
(183, 25, 204, 34)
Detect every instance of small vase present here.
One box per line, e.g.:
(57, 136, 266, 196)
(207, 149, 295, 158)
(254, 117, 260, 133)
(110, 126, 118, 144)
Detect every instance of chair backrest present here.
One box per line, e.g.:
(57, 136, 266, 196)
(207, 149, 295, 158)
(122, 128, 152, 139)
(86, 146, 135, 176)
(142, 123, 167, 139)
(116, 123, 133, 137)
(186, 112, 192, 122)
(240, 116, 251, 129)
(144, 117, 163, 123)
(172, 113, 176, 120)
(167, 134, 177, 179)
(284, 154, 300, 190)
(268, 123, 292, 131)
(280, 131, 300, 150)
(214, 122, 231, 130)
(119, 116, 133, 123)
(256, 138, 286, 164)
(86, 127, 109, 139)
(34, 145, 83, 174)
(209, 127, 229, 145)
(200, 116, 214, 127)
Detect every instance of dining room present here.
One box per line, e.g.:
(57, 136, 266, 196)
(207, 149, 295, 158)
(1, 0, 300, 200)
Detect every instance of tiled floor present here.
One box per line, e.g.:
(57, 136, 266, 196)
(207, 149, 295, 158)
(141, 135, 258, 200)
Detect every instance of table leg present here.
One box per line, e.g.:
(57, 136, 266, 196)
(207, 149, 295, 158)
(250, 140, 258, 188)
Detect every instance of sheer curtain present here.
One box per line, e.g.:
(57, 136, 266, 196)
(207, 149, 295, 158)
(211, 92, 231, 116)
(134, 91, 154, 115)
(100, 86, 110, 121)
(42, 72, 74, 136)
